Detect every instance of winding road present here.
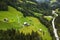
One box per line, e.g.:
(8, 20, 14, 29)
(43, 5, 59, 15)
(52, 10, 59, 40)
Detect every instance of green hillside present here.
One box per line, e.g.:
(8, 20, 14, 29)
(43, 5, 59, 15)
(1, 0, 60, 40)
(0, 6, 52, 40)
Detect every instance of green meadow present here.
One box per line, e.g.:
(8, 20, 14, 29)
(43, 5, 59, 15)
(0, 6, 52, 40)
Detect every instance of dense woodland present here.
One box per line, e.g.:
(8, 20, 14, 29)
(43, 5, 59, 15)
(0, 29, 42, 40)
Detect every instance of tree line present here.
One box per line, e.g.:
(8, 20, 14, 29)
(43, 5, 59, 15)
(0, 29, 42, 40)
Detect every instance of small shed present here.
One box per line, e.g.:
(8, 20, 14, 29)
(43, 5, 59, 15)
(23, 22, 30, 26)
(3, 18, 9, 22)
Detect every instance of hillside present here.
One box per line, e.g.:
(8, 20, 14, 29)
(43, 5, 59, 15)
(0, 0, 60, 40)
(0, 6, 52, 40)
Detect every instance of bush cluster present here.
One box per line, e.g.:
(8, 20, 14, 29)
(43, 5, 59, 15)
(0, 0, 8, 11)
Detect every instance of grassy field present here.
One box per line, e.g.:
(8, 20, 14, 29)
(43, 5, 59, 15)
(0, 6, 52, 40)
(20, 17, 52, 40)
(0, 6, 23, 30)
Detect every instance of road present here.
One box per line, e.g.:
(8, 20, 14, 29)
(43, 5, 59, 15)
(52, 10, 59, 40)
